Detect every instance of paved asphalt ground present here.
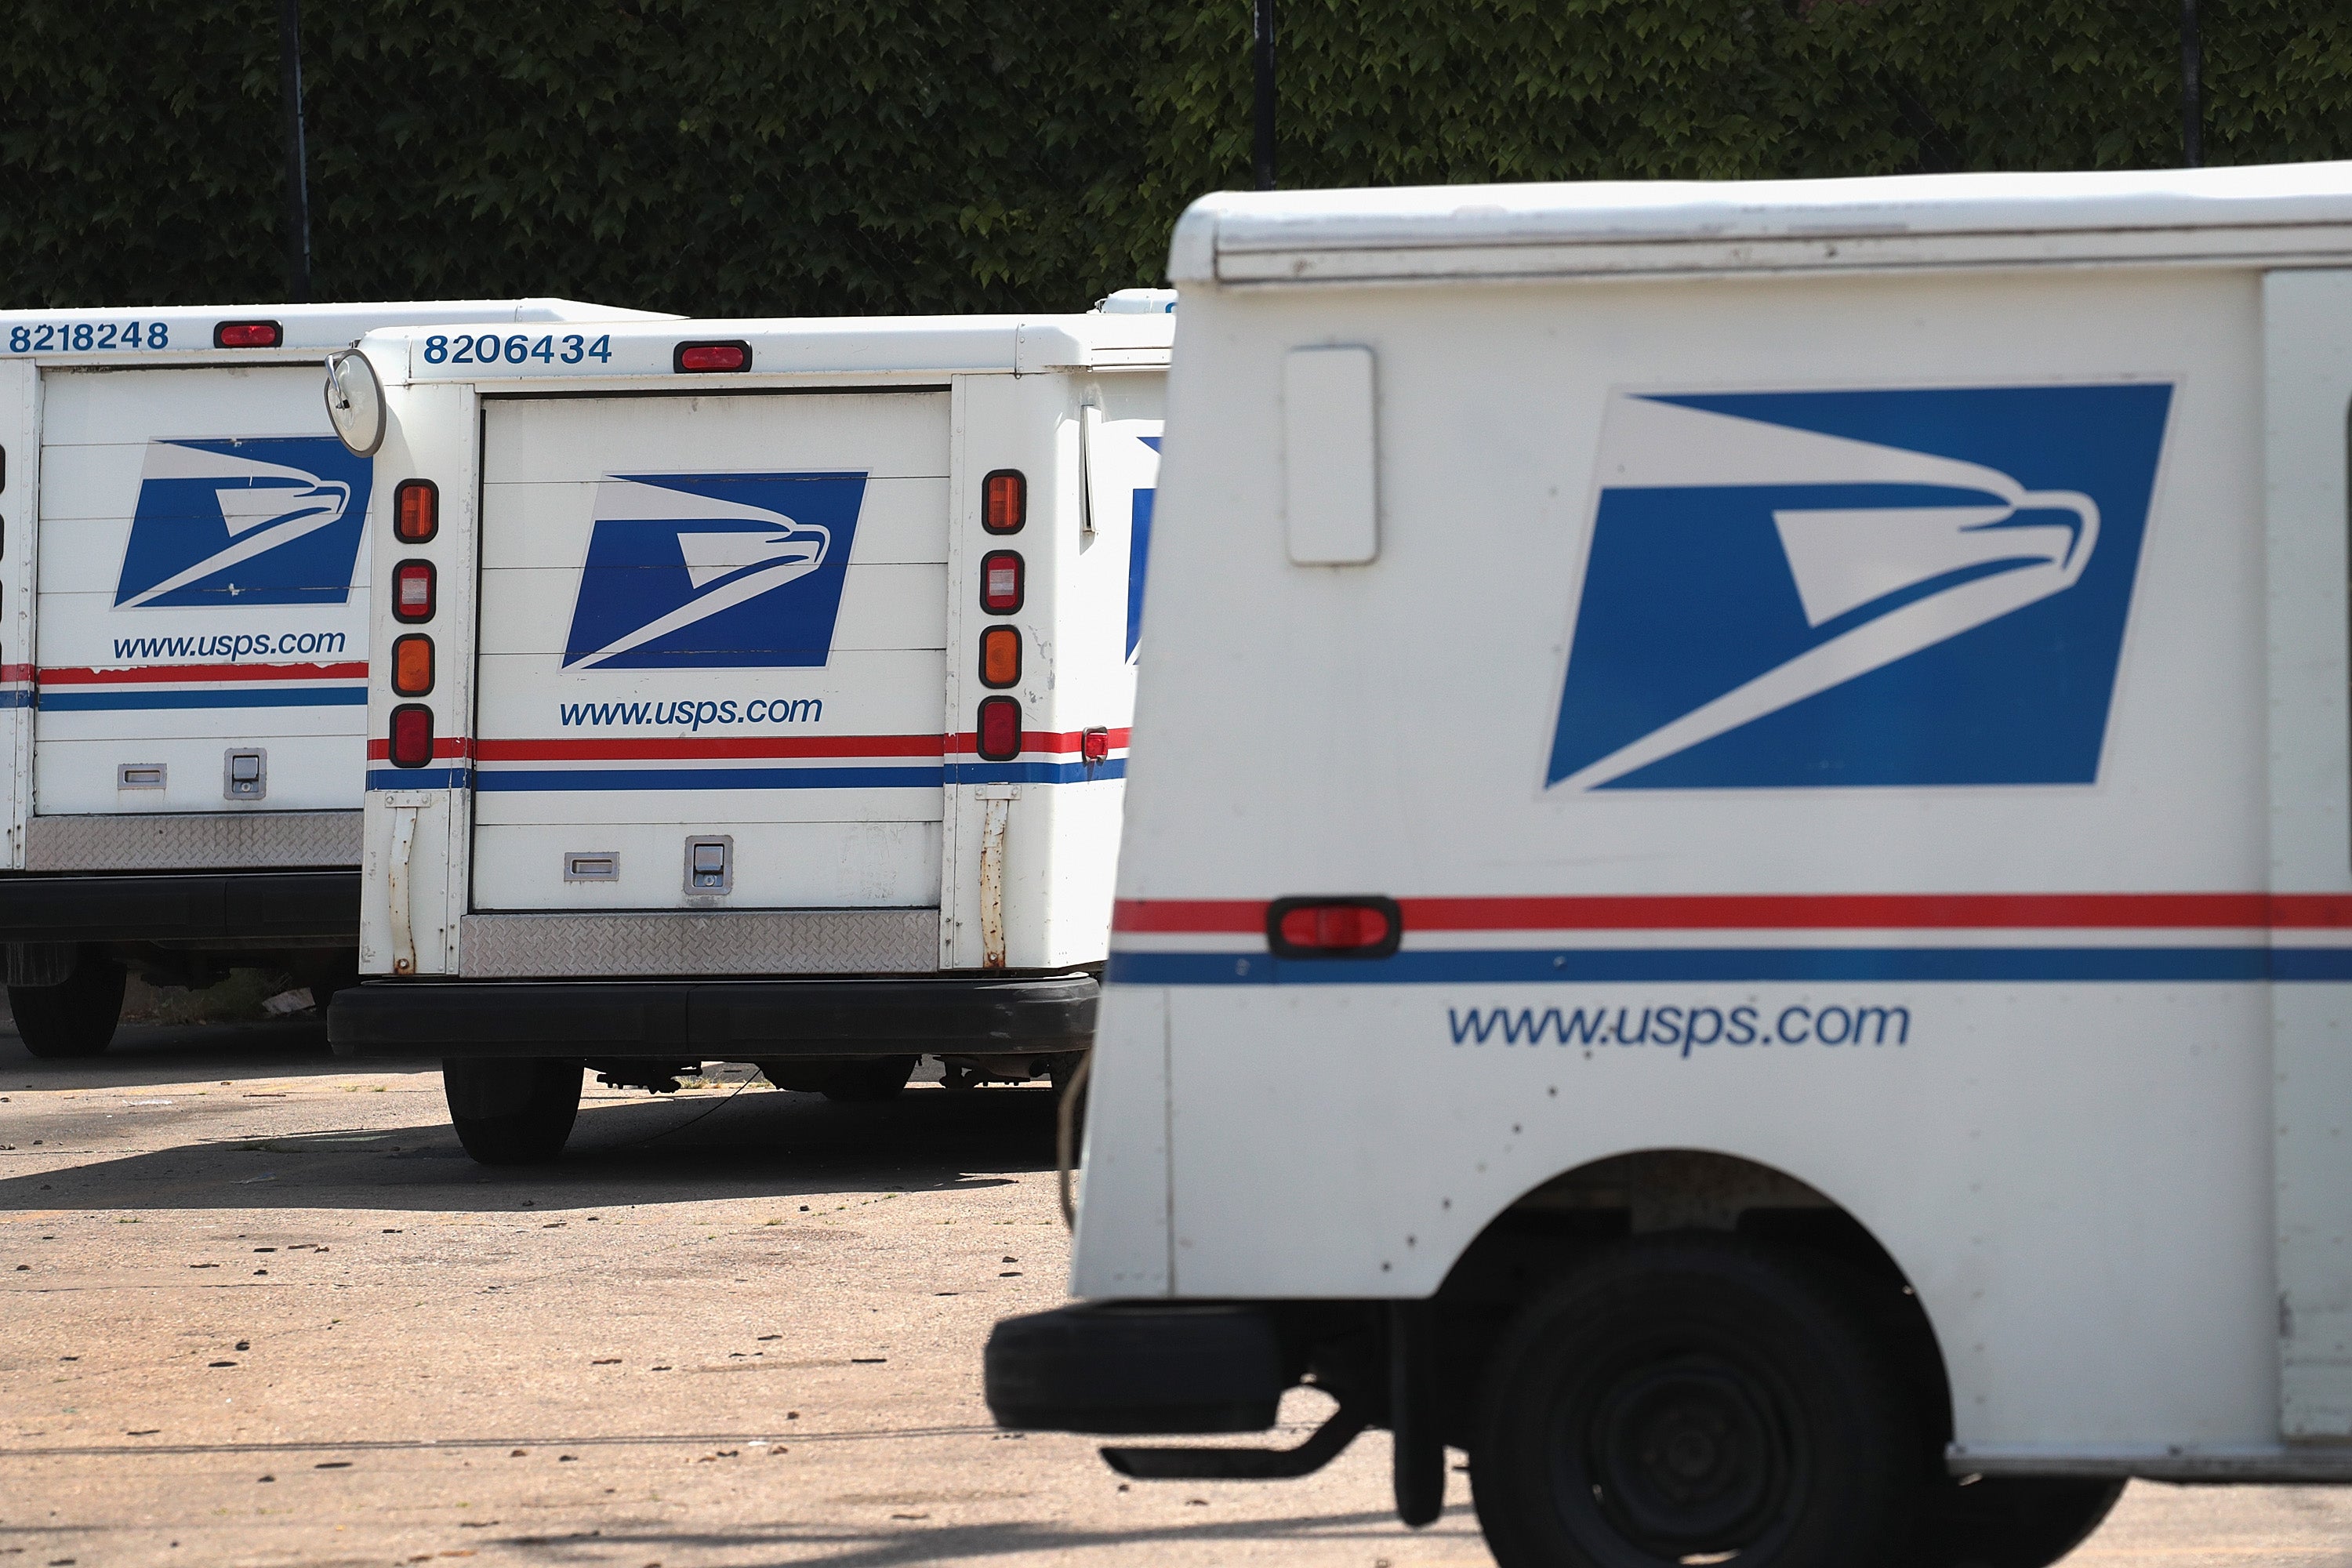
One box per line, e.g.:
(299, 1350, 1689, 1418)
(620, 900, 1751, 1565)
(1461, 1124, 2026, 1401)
(2, 1018, 2349, 1567)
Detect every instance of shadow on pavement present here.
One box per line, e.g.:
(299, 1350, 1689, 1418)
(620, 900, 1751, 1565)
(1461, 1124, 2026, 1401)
(513, 1505, 1479, 1568)
(0, 1077, 1054, 1215)
(0, 1018, 350, 1087)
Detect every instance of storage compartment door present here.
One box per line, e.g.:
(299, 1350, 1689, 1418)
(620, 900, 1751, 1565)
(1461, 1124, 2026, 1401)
(2263, 268, 2352, 1439)
(32, 366, 372, 826)
(471, 391, 950, 913)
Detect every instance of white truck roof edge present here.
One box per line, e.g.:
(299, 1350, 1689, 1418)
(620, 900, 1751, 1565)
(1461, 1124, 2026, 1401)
(355, 312, 1175, 383)
(1176, 160, 2352, 281)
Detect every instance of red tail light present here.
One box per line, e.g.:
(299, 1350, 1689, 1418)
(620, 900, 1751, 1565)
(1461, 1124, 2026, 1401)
(1081, 727, 1110, 763)
(982, 470, 1026, 534)
(212, 320, 282, 348)
(392, 561, 435, 623)
(394, 480, 438, 543)
(977, 695, 1022, 761)
(1268, 897, 1403, 960)
(389, 703, 434, 768)
(981, 550, 1024, 613)
(674, 340, 750, 372)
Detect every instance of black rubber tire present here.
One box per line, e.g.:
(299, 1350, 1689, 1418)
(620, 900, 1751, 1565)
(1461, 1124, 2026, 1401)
(813, 1055, 918, 1102)
(9, 950, 126, 1060)
(443, 1058, 582, 1165)
(1048, 1051, 1089, 1144)
(1470, 1234, 1921, 1568)
(1917, 1475, 2126, 1568)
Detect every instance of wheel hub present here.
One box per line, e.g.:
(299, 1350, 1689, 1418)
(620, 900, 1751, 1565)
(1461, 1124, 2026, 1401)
(1589, 1356, 1786, 1552)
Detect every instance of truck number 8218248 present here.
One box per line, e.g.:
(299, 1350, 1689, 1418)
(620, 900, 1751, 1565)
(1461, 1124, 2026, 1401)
(8, 321, 172, 351)
(423, 333, 612, 367)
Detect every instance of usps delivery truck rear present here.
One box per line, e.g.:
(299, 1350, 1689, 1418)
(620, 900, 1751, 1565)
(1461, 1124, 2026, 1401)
(326, 307, 1168, 1163)
(0, 300, 663, 1058)
(985, 169, 2352, 1567)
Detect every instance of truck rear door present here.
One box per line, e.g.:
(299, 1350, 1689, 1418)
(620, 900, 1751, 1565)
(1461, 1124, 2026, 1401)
(470, 390, 949, 921)
(31, 365, 370, 864)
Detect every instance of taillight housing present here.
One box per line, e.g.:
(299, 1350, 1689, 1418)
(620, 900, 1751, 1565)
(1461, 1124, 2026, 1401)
(980, 550, 1023, 614)
(982, 470, 1025, 534)
(212, 320, 282, 348)
(1081, 727, 1110, 764)
(980, 626, 1021, 688)
(674, 340, 750, 372)
(389, 703, 435, 768)
(390, 633, 434, 697)
(976, 695, 1021, 761)
(394, 479, 438, 543)
(1267, 896, 1403, 960)
(392, 561, 435, 623)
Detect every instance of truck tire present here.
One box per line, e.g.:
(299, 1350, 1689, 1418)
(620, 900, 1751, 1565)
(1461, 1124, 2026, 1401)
(1917, 1474, 2125, 1568)
(9, 950, 127, 1060)
(1470, 1235, 1919, 1568)
(442, 1058, 582, 1165)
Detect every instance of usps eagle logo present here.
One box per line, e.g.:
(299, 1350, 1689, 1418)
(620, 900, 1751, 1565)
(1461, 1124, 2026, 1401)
(1547, 384, 2174, 790)
(114, 437, 372, 608)
(561, 471, 867, 670)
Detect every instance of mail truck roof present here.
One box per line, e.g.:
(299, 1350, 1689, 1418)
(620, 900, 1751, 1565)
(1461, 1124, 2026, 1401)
(1170, 160, 2352, 285)
(0, 299, 674, 362)
(358, 310, 1177, 383)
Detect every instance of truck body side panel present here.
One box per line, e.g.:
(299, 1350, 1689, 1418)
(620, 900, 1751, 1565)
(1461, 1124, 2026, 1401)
(1093, 264, 2296, 1457)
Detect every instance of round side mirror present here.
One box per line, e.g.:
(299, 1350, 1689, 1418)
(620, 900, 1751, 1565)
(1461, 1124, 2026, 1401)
(323, 347, 386, 456)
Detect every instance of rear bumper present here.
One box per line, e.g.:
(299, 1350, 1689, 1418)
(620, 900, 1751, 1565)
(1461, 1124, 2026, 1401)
(327, 971, 1099, 1060)
(0, 871, 359, 946)
(985, 1303, 1290, 1435)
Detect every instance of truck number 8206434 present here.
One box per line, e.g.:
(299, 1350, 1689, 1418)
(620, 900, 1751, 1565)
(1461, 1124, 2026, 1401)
(423, 333, 612, 367)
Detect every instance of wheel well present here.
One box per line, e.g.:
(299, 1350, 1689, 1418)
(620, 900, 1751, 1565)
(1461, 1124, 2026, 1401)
(1428, 1149, 1955, 1451)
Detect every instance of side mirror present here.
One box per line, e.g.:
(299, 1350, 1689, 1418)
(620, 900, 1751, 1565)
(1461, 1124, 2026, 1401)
(323, 347, 386, 456)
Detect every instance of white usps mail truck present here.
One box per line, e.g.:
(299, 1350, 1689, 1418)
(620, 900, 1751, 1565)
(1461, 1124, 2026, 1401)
(323, 303, 1170, 1163)
(0, 299, 666, 1058)
(985, 168, 2352, 1567)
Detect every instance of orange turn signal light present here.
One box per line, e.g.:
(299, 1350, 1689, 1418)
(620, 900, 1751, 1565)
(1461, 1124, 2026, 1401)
(980, 626, 1021, 688)
(391, 634, 434, 697)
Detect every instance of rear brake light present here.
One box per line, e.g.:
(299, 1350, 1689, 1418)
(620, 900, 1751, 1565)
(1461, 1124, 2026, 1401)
(674, 340, 750, 372)
(393, 561, 435, 623)
(977, 695, 1021, 761)
(390, 634, 434, 696)
(1268, 897, 1403, 960)
(980, 550, 1023, 613)
(389, 703, 434, 768)
(980, 626, 1021, 688)
(1081, 727, 1110, 763)
(212, 320, 282, 349)
(983, 470, 1026, 533)
(394, 479, 438, 543)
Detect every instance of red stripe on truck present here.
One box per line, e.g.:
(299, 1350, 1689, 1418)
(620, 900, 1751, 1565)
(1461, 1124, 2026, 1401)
(1113, 893, 2352, 932)
(41, 662, 367, 684)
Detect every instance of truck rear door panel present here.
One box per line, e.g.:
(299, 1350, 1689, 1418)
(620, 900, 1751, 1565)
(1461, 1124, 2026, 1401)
(469, 391, 950, 913)
(33, 367, 371, 820)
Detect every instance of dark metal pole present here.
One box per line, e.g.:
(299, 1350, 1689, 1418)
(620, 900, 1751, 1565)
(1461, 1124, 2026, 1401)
(1252, 0, 1276, 191)
(278, 0, 311, 301)
(2180, 0, 2201, 168)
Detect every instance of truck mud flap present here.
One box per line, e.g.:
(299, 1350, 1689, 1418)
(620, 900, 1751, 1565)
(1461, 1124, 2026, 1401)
(0, 871, 359, 945)
(328, 972, 1098, 1060)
